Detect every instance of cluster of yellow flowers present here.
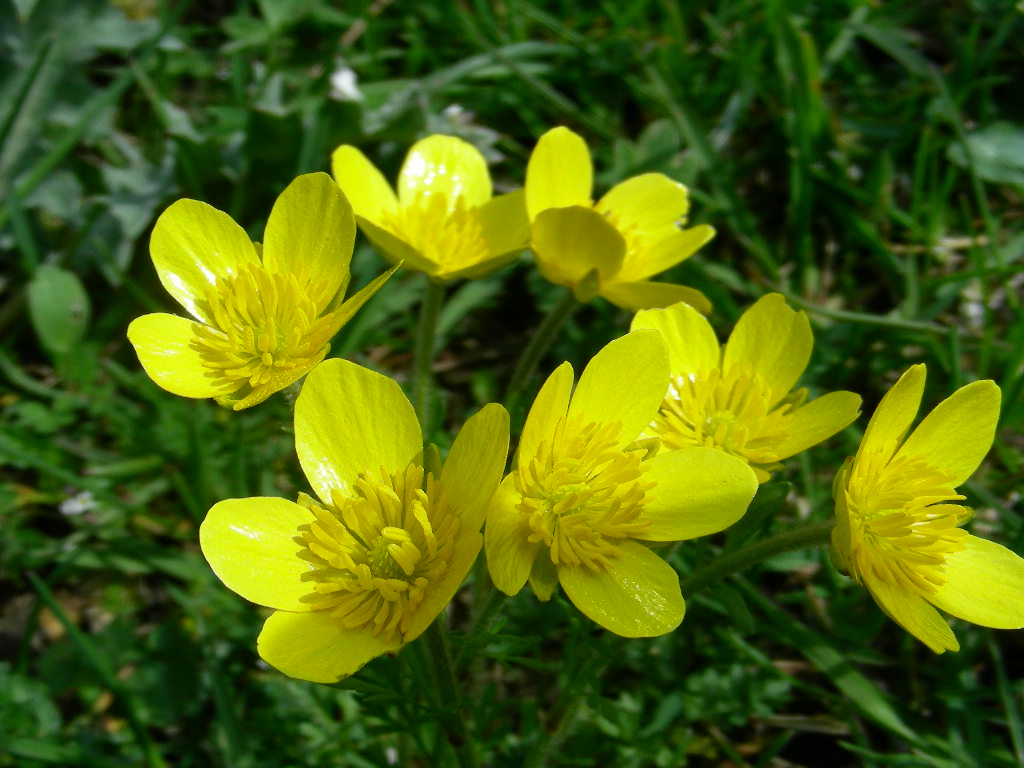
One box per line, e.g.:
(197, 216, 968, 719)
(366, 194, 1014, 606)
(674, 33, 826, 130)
(128, 128, 1024, 684)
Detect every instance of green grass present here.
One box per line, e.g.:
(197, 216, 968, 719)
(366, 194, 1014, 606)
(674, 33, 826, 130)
(2, 0, 1024, 766)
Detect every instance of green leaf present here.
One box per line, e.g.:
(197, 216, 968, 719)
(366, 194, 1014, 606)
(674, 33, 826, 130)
(27, 264, 91, 356)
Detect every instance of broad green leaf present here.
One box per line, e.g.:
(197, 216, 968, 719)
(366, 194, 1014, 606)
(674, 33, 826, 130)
(27, 264, 90, 356)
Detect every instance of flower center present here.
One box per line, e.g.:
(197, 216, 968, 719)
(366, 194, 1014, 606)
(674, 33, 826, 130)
(514, 417, 653, 572)
(649, 365, 796, 475)
(191, 263, 337, 390)
(381, 192, 489, 274)
(297, 463, 457, 642)
(843, 448, 967, 594)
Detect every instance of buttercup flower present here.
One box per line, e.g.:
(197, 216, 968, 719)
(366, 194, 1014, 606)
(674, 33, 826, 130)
(525, 126, 714, 311)
(200, 359, 510, 683)
(128, 173, 394, 410)
(831, 364, 1024, 652)
(631, 294, 861, 482)
(485, 330, 758, 637)
(331, 134, 529, 280)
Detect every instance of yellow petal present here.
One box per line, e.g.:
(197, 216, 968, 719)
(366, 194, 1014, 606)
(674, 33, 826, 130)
(294, 359, 421, 502)
(330, 144, 399, 224)
(858, 364, 926, 462)
(477, 190, 530, 261)
(722, 294, 812, 406)
(525, 126, 593, 220)
(222, 355, 325, 411)
(895, 379, 1000, 485)
(928, 535, 1024, 629)
(127, 313, 229, 399)
(631, 301, 721, 379)
(398, 135, 491, 210)
(864, 573, 959, 653)
(518, 361, 574, 472)
(567, 330, 668, 446)
(150, 199, 259, 323)
(771, 391, 862, 460)
(600, 280, 711, 313)
(530, 206, 625, 293)
(558, 541, 685, 637)
(199, 497, 317, 611)
(617, 225, 716, 282)
(403, 531, 483, 643)
(528, 552, 558, 601)
(262, 173, 355, 304)
(356, 216, 440, 274)
(485, 475, 539, 596)
(327, 263, 400, 332)
(440, 403, 510, 533)
(257, 610, 402, 684)
(638, 447, 758, 541)
(596, 172, 690, 256)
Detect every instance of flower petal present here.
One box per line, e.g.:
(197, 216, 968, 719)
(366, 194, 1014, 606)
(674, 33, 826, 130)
(525, 126, 593, 220)
(440, 403, 510, 533)
(929, 535, 1024, 629)
(257, 610, 402, 684)
(223, 355, 325, 411)
(331, 144, 399, 225)
(858, 364, 926, 462)
(485, 475, 539, 596)
(771, 391, 862, 460)
(127, 313, 229, 399)
(558, 541, 685, 637)
(262, 173, 355, 303)
(638, 447, 758, 541)
(600, 280, 711, 313)
(631, 301, 721, 379)
(398, 135, 491, 210)
(864, 573, 958, 653)
(150, 199, 259, 323)
(327, 263, 400, 332)
(895, 379, 1000, 485)
(567, 330, 668, 447)
(530, 206, 625, 294)
(295, 358, 421, 502)
(617, 225, 716, 282)
(477, 190, 530, 261)
(518, 361, 574, 471)
(722, 294, 812, 405)
(357, 216, 441, 274)
(403, 532, 483, 643)
(200, 497, 317, 611)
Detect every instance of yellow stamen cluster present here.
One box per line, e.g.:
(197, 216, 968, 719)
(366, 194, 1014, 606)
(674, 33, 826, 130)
(297, 463, 458, 641)
(380, 192, 488, 274)
(191, 263, 337, 389)
(514, 418, 654, 572)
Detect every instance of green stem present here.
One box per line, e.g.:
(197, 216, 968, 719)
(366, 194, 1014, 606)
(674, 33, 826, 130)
(503, 288, 578, 413)
(413, 278, 446, 438)
(422, 621, 479, 768)
(679, 521, 834, 597)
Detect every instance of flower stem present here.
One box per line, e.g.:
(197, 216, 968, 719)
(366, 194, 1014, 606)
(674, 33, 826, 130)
(413, 277, 445, 438)
(503, 288, 578, 415)
(422, 620, 479, 768)
(678, 521, 835, 597)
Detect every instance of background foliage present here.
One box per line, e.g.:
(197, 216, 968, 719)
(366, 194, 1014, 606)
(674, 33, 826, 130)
(2, 0, 1023, 766)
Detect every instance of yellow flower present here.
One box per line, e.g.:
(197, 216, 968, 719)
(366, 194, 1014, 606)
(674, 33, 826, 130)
(127, 173, 395, 410)
(200, 359, 510, 683)
(632, 294, 861, 483)
(524, 126, 714, 311)
(485, 331, 758, 637)
(831, 364, 1024, 652)
(331, 135, 529, 280)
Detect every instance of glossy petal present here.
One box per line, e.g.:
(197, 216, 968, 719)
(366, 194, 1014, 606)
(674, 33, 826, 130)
(403, 531, 483, 642)
(263, 173, 355, 302)
(858, 364, 926, 462)
(929, 536, 1024, 629)
(601, 280, 711, 313)
(559, 541, 685, 637)
(485, 475, 538, 596)
(517, 362, 574, 471)
(440, 403, 510, 533)
(398, 135, 491, 210)
(224, 355, 326, 411)
(295, 359, 421, 502)
(150, 199, 259, 323)
(477, 190, 531, 260)
(567, 330, 668, 446)
(356, 216, 440, 273)
(617, 225, 716, 282)
(596, 173, 690, 250)
(631, 301, 721, 378)
(200, 497, 316, 611)
(722, 294, 812, 405)
(127, 313, 227, 399)
(257, 610, 402, 684)
(866, 574, 959, 653)
(771, 391, 862, 460)
(525, 126, 593, 220)
(895, 379, 1000, 485)
(531, 206, 625, 292)
(327, 263, 400, 332)
(331, 145, 399, 225)
(639, 448, 758, 541)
